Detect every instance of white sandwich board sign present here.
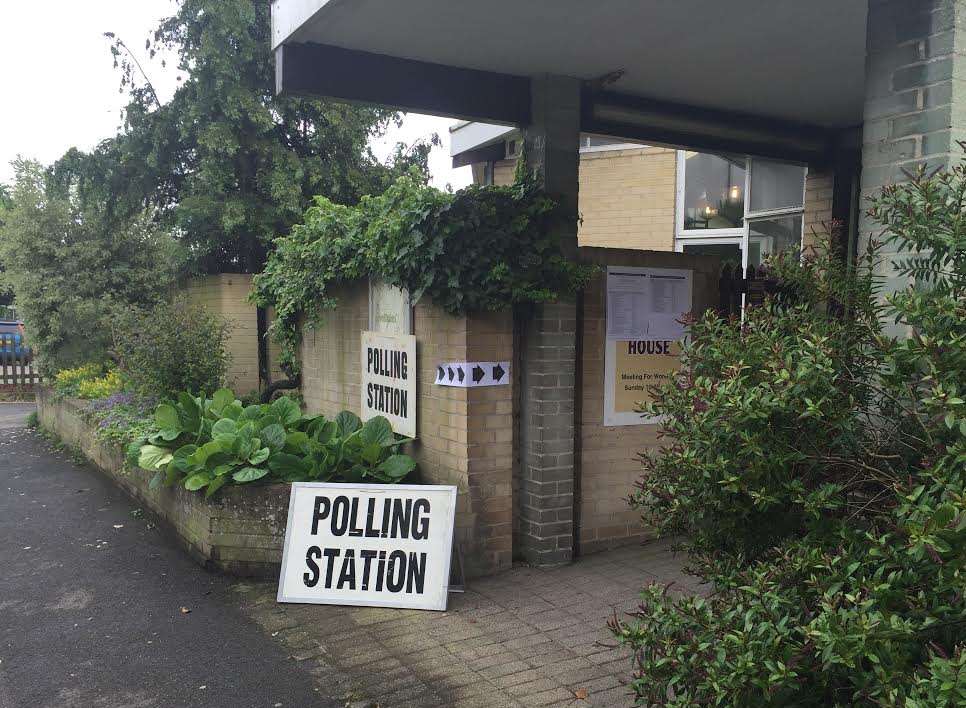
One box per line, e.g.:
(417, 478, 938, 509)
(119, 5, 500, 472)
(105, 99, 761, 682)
(361, 330, 416, 438)
(277, 483, 457, 611)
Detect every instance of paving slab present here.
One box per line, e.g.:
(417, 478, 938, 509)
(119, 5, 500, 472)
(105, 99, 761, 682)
(235, 535, 699, 707)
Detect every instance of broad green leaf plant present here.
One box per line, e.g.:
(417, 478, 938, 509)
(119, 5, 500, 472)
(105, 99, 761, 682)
(137, 389, 415, 498)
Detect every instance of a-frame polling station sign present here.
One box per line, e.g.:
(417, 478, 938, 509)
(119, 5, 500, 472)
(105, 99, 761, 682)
(277, 483, 457, 611)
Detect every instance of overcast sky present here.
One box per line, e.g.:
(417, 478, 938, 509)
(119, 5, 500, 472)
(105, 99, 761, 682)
(0, 1, 471, 190)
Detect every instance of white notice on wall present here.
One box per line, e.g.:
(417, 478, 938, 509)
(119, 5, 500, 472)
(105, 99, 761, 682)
(361, 331, 417, 438)
(434, 362, 510, 388)
(277, 483, 457, 611)
(605, 266, 692, 341)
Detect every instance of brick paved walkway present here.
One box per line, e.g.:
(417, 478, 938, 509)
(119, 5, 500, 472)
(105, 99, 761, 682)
(233, 538, 702, 707)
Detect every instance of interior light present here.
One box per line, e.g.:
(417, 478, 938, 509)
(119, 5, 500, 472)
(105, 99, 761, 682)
(730, 185, 740, 200)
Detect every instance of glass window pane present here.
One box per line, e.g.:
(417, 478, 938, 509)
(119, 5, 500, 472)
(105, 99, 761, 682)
(749, 159, 806, 213)
(683, 242, 743, 267)
(682, 151, 745, 230)
(748, 214, 803, 266)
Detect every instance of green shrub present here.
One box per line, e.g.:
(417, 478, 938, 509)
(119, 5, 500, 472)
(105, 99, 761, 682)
(26, 411, 38, 429)
(252, 169, 594, 374)
(75, 370, 125, 400)
(53, 363, 109, 398)
(111, 297, 231, 398)
(136, 388, 416, 497)
(612, 162, 966, 706)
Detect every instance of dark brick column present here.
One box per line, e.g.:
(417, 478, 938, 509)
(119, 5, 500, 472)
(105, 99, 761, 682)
(517, 76, 581, 566)
(862, 0, 966, 334)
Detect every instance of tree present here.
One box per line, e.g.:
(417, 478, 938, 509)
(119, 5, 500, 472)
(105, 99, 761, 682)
(0, 160, 181, 372)
(86, 0, 434, 273)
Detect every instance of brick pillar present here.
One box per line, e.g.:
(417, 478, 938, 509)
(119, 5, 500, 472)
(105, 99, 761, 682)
(862, 0, 966, 334)
(517, 76, 581, 566)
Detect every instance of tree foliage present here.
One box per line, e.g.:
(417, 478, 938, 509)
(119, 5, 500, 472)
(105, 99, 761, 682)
(78, 0, 434, 273)
(0, 160, 180, 372)
(612, 163, 966, 706)
(252, 170, 594, 374)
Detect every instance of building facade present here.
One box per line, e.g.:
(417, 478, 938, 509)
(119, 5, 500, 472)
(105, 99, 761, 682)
(453, 126, 834, 270)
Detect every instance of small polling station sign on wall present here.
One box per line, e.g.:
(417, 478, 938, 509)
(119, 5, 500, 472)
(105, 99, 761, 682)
(604, 266, 692, 426)
(277, 483, 457, 611)
(361, 331, 416, 438)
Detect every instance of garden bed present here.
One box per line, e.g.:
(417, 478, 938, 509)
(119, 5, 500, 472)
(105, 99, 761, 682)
(36, 387, 290, 578)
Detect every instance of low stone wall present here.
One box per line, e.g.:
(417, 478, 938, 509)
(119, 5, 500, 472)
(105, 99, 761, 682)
(36, 388, 289, 578)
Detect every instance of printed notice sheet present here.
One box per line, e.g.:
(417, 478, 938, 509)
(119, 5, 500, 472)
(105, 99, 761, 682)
(605, 267, 692, 342)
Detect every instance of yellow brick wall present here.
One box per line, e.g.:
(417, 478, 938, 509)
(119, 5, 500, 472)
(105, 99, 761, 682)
(299, 282, 515, 577)
(184, 274, 261, 396)
(492, 160, 516, 187)
(491, 146, 677, 251)
(803, 169, 835, 251)
(577, 248, 722, 554)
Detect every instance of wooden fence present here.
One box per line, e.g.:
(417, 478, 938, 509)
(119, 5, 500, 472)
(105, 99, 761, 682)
(0, 333, 39, 389)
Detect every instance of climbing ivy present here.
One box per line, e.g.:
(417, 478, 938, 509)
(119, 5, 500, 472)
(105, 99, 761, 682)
(252, 170, 592, 374)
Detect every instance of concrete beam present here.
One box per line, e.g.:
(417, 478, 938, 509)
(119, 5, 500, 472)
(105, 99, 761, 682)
(275, 42, 531, 125)
(584, 91, 837, 166)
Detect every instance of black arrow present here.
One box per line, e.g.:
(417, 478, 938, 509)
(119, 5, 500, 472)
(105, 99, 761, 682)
(472, 365, 486, 383)
(457, 366, 465, 383)
(437, 366, 444, 382)
(447, 366, 455, 382)
(492, 364, 506, 382)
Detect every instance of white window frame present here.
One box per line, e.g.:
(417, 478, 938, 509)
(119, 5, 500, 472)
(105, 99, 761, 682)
(675, 151, 746, 240)
(675, 151, 808, 273)
(579, 136, 646, 154)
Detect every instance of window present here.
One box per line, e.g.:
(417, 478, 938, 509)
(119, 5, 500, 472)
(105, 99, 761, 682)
(747, 213, 804, 266)
(676, 152, 806, 271)
(679, 152, 745, 232)
(748, 159, 806, 215)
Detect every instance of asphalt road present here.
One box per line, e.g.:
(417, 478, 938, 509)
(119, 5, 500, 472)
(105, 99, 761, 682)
(0, 408, 335, 708)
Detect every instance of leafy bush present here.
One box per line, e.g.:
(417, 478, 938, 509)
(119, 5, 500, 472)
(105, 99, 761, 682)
(76, 370, 125, 400)
(111, 297, 231, 398)
(54, 364, 125, 400)
(53, 363, 107, 397)
(252, 169, 593, 374)
(612, 162, 966, 706)
(136, 388, 416, 497)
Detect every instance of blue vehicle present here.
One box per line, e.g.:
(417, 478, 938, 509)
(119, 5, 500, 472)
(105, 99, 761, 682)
(0, 319, 30, 357)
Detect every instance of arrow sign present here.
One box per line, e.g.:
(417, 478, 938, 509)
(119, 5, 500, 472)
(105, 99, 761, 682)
(434, 362, 511, 388)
